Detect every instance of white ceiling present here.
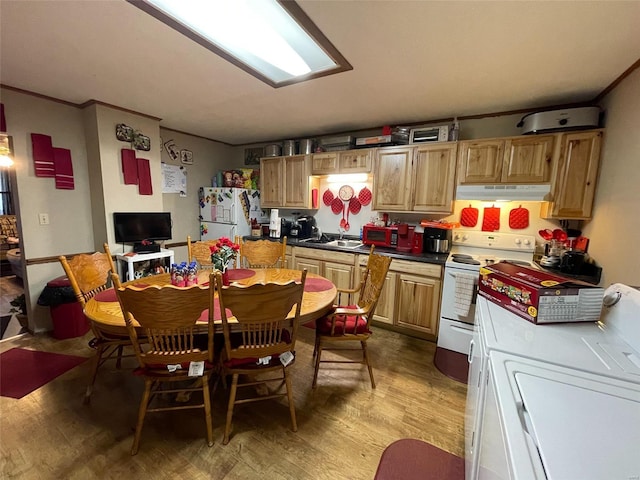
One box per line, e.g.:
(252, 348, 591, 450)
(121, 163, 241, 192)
(1, 1, 639, 146)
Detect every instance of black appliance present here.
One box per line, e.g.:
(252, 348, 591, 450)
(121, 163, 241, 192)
(423, 227, 452, 253)
(297, 215, 316, 239)
(280, 218, 292, 237)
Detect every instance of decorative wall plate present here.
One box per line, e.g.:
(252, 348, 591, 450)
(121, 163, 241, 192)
(115, 123, 134, 142)
(180, 149, 193, 165)
(133, 134, 151, 151)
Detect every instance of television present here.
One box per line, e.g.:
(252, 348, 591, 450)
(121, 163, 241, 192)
(113, 212, 172, 244)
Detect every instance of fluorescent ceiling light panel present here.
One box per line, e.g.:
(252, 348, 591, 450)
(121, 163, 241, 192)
(131, 0, 352, 87)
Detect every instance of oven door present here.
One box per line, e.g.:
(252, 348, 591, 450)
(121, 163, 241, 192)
(441, 266, 478, 324)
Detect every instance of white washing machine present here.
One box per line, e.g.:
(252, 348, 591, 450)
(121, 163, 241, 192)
(465, 283, 640, 480)
(480, 351, 640, 479)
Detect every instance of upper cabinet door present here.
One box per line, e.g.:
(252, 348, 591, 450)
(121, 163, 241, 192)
(373, 146, 413, 211)
(457, 139, 504, 184)
(545, 130, 603, 219)
(259, 157, 283, 207)
(338, 149, 373, 173)
(283, 155, 312, 207)
(412, 143, 457, 213)
(311, 152, 338, 175)
(502, 135, 554, 183)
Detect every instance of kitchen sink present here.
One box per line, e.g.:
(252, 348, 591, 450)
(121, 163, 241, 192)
(325, 239, 364, 249)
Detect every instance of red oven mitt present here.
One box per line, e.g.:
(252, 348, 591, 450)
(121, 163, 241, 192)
(509, 205, 529, 229)
(482, 206, 500, 232)
(460, 204, 479, 227)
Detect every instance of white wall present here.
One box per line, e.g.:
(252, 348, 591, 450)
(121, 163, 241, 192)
(1, 88, 95, 331)
(582, 68, 640, 287)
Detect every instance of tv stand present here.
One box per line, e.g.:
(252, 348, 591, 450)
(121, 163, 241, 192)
(116, 249, 174, 281)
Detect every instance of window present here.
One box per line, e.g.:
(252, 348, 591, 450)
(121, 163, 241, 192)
(0, 168, 14, 216)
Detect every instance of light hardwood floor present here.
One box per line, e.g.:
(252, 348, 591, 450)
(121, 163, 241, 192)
(0, 325, 467, 479)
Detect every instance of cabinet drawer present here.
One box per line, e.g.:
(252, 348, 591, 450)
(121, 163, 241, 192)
(358, 256, 442, 278)
(294, 246, 356, 265)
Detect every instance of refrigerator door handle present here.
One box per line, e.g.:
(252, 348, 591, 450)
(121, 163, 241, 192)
(230, 201, 236, 224)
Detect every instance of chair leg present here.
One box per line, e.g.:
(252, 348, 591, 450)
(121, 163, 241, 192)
(361, 341, 376, 389)
(115, 345, 124, 369)
(131, 378, 152, 455)
(312, 334, 320, 358)
(201, 373, 214, 447)
(223, 374, 239, 445)
(312, 341, 323, 389)
(284, 367, 297, 432)
(84, 343, 105, 404)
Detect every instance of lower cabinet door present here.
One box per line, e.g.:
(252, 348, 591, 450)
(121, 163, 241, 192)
(293, 257, 321, 275)
(395, 273, 441, 337)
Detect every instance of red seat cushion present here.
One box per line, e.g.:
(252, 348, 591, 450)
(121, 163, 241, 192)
(223, 330, 293, 368)
(134, 360, 215, 376)
(316, 305, 371, 335)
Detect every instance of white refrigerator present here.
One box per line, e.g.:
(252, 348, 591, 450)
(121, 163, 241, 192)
(199, 187, 268, 241)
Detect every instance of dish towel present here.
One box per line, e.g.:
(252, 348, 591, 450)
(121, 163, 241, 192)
(454, 272, 476, 317)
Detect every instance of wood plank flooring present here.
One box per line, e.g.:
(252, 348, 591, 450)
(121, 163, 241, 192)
(0, 325, 467, 479)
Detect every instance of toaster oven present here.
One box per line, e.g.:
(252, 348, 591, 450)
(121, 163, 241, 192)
(409, 124, 449, 143)
(362, 225, 398, 248)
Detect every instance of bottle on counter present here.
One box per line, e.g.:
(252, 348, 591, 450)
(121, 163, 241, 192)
(449, 117, 460, 141)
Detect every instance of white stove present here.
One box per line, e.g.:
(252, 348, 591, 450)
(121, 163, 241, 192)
(435, 230, 537, 383)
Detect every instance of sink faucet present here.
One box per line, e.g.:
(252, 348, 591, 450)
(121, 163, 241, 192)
(338, 227, 346, 239)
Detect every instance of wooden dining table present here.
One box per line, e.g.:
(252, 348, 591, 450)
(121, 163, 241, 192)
(83, 268, 337, 334)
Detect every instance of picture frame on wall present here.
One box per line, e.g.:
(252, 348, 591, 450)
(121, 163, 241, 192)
(244, 147, 263, 165)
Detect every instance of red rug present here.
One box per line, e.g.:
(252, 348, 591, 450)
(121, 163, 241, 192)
(374, 438, 464, 480)
(0, 348, 88, 399)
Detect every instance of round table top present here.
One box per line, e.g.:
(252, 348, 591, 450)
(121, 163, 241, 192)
(84, 268, 337, 333)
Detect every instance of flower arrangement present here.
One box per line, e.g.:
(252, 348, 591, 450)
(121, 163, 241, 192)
(209, 237, 240, 272)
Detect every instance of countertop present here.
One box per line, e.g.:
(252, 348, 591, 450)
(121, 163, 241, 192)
(243, 235, 449, 266)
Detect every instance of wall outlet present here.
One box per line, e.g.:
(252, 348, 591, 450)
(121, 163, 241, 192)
(38, 213, 49, 225)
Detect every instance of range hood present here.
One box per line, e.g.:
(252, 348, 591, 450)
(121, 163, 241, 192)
(456, 184, 551, 201)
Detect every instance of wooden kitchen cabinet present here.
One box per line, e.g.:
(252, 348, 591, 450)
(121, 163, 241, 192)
(457, 135, 554, 184)
(457, 139, 504, 184)
(372, 146, 414, 211)
(292, 246, 356, 291)
(311, 149, 372, 175)
(358, 255, 442, 341)
(412, 142, 458, 213)
(502, 135, 554, 183)
(373, 143, 457, 214)
(260, 155, 319, 208)
(540, 129, 603, 219)
(259, 156, 283, 207)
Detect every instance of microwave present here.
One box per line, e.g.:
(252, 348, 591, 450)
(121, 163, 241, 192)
(409, 124, 449, 143)
(362, 225, 398, 248)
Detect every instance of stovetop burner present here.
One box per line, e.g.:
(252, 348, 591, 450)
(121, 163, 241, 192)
(452, 257, 481, 265)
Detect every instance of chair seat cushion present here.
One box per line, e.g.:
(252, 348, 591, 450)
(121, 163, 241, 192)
(316, 305, 371, 335)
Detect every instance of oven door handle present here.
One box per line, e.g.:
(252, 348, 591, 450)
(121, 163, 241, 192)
(468, 339, 475, 364)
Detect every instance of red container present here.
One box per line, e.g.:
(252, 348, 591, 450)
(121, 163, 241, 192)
(46, 276, 90, 339)
(412, 231, 424, 254)
(51, 302, 90, 339)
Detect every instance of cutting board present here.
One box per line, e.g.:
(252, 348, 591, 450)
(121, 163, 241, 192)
(482, 206, 501, 232)
(509, 205, 529, 229)
(460, 204, 479, 227)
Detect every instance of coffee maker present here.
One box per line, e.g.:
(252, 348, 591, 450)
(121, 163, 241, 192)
(297, 215, 316, 239)
(396, 223, 415, 253)
(269, 209, 281, 238)
(423, 226, 452, 253)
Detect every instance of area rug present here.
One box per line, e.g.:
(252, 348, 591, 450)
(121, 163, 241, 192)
(0, 347, 88, 399)
(374, 438, 464, 480)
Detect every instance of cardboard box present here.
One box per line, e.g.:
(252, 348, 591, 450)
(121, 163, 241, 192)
(478, 262, 604, 324)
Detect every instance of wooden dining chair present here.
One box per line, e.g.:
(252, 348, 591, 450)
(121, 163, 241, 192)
(113, 271, 216, 455)
(59, 243, 133, 404)
(236, 235, 287, 268)
(187, 235, 219, 268)
(215, 269, 306, 445)
(312, 246, 391, 389)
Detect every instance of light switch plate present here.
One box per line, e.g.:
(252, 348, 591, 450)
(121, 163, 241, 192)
(38, 213, 49, 225)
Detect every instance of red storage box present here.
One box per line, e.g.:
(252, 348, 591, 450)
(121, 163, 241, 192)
(478, 262, 604, 324)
